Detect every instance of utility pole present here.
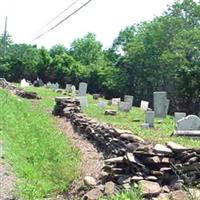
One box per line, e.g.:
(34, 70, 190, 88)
(2, 16, 7, 57)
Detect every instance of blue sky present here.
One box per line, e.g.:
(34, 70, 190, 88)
(0, 0, 176, 48)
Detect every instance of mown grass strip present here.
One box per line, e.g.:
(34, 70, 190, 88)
(0, 89, 80, 199)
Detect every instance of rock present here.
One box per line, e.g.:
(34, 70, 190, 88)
(93, 94, 101, 100)
(140, 123, 150, 129)
(104, 110, 117, 116)
(170, 190, 188, 200)
(104, 181, 115, 196)
(84, 176, 97, 187)
(162, 186, 170, 193)
(104, 157, 124, 164)
(166, 142, 187, 153)
(120, 134, 144, 143)
(153, 193, 170, 200)
(83, 188, 103, 200)
(117, 175, 131, 185)
(188, 188, 200, 199)
(145, 176, 158, 181)
(56, 89, 63, 93)
(139, 180, 161, 197)
(153, 144, 173, 154)
(131, 176, 144, 181)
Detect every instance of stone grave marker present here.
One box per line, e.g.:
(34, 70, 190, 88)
(140, 100, 149, 111)
(124, 95, 133, 108)
(175, 112, 186, 123)
(66, 84, 72, 92)
(71, 85, 76, 96)
(112, 98, 121, 105)
(46, 82, 52, 88)
(76, 96, 88, 109)
(98, 101, 106, 108)
(153, 91, 169, 118)
(176, 115, 200, 130)
(118, 101, 131, 112)
(20, 79, 29, 87)
(145, 111, 155, 128)
(78, 82, 87, 96)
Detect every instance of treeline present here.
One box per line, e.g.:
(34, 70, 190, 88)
(0, 0, 200, 113)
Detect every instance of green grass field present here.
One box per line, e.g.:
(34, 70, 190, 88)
(0, 87, 80, 200)
(85, 95, 200, 148)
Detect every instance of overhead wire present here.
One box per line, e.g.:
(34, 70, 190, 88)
(31, 0, 93, 42)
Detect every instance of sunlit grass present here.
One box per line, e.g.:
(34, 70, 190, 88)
(0, 88, 80, 199)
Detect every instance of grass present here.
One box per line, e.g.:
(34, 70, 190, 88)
(84, 95, 200, 148)
(0, 88, 80, 200)
(101, 187, 143, 200)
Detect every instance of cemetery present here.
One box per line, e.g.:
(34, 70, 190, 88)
(0, 0, 199, 199)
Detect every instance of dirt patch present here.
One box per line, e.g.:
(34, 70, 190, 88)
(0, 142, 16, 200)
(55, 118, 104, 200)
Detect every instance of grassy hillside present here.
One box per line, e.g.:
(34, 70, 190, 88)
(0, 88, 80, 199)
(85, 96, 200, 148)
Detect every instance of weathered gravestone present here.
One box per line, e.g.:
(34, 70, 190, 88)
(175, 112, 186, 123)
(98, 101, 106, 108)
(46, 82, 52, 88)
(71, 85, 76, 96)
(112, 98, 121, 105)
(124, 95, 133, 108)
(153, 92, 170, 118)
(20, 79, 29, 87)
(176, 115, 200, 130)
(65, 84, 72, 92)
(145, 111, 155, 128)
(76, 96, 88, 109)
(140, 100, 149, 111)
(118, 101, 131, 112)
(78, 82, 87, 96)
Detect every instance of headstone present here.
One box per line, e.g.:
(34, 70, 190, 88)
(124, 95, 133, 107)
(78, 82, 87, 96)
(140, 100, 149, 111)
(71, 85, 76, 96)
(76, 96, 88, 109)
(112, 98, 121, 105)
(153, 91, 169, 118)
(140, 123, 150, 129)
(55, 82, 59, 90)
(65, 84, 72, 92)
(98, 101, 106, 108)
(118, 101, 131, 112)
(145, 111, 155, 128)
(20, 79, 29, 87)
(175, 112, 186, 123)
(176, 115, 200, 130)
(46, 82, 52, 88)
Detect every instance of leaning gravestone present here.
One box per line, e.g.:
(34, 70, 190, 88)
(118, 101, 131, 112)
(153, 91, 169, 118)
(78, 82, 87, 96)
(124, 95, 133, 108)
(145, 111, 155, 128)
(140, 100, 149, 111)
(176, 115, 200, 130)
(175, 112, 186, 123)
(76, 96, 88, 109)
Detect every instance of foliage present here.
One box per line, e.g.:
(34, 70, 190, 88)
(0, 88, 80, 199)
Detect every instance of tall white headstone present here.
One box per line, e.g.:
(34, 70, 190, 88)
(78, 82, 87, 96)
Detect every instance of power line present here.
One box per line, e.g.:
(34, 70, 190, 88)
(36, 0, 81, 34)
(32, 0, 93, 42)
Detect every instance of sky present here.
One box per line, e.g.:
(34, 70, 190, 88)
(0, 0, 176, 49)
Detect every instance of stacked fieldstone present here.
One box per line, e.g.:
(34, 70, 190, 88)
(0, 78, 41, 99)
(53, 97, 200, 199)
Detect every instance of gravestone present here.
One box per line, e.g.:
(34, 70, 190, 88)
(71, 85, 76, 96)
(124, 95, 133, 107)
(145, 111, 155, 128)
(118, 101, 131, 112)
(76, 96, 88, 109)
(78, 82, 87, 96)
(46, 82, 52, 88)
(176, 115, 200, 130)
(20, 79, 29, 87)
(140, 100, 149, 111)
(175, 112, 186, 123)
(98, 101, 106, 108)
(112, 98, 121, 105)
(66, 84, 72, 92)
(153, 92, 169, 118)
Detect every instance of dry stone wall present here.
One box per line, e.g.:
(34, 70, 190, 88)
(0, 78, 41, 99)
(53, 97, 200, 199)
